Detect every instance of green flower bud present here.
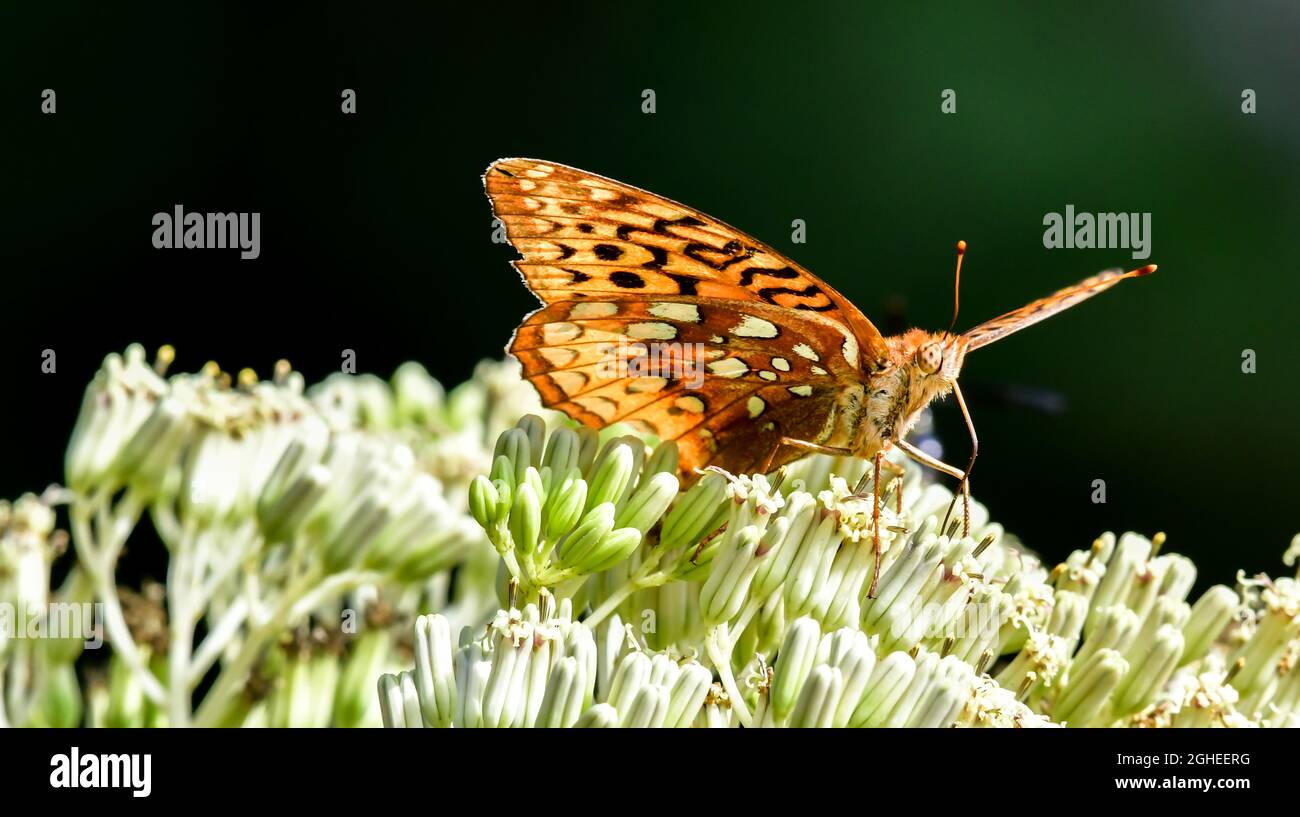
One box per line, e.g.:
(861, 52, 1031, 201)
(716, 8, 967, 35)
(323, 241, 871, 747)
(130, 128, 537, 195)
(468, 475, 499, 531)
(542, 426, 583, 478)
(35, 663, 83, 728)
(508, 482, 543, 559)
(583, 528, 643, 574)
(490, 478, 513, 527)
(644, 440, 680, 477)
(771, 617, 821, 721)
(515, 415, 546, 470)
(585, 444, 634, 512)
(615, 471, 679, 535)
(659, 472, 729, 552)
(556, 503, 616, 571)
(542, 469, 588, 545)
(494, 428, 533, 486)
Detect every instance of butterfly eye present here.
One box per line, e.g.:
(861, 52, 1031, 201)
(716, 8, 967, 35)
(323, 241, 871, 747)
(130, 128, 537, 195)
(918, 343, 944, 374)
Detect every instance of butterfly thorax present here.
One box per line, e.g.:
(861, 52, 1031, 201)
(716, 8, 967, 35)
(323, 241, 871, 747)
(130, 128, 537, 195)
(841, 329, 967, 457)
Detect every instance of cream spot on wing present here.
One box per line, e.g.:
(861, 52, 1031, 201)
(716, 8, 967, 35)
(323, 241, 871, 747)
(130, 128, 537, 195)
(759, 371, 777, 381)
(591, 188, 620, 202)
(707, 358, 749, 378)
(841, 335, 859, 368)
(627, 322, 677, 340)
(811, 365, 828, 376)
(550, 370, 589, 395)
(710, 335, 725, 344)
(543, 322, 583, 343)
(518, 179, 536, 192)
(526, 165, 553, 178)
(771, 357, 791, 372)
(732, 315, 779, 339)
(570, 302, 618, 319)
(522, 197, 541, 211)
(539, 347, 578, 367)
(627, 376, 668, 393)
(788, 385, 813, 397)
(674, 395, 706, 413)
(747, 396, 766, 418)
(793, 343, 819, 361)
(573, 395, 616, 421)
(649, 302, 701, 323)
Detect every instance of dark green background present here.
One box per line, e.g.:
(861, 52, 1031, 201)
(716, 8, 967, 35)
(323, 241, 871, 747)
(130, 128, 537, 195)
(2, 2, 1297, 590)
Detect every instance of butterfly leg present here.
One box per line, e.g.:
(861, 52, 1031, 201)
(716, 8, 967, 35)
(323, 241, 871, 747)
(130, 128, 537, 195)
(868, 450, 884, 599)
(893, 437, 972, 534)
(760, 437, 854, 476)
(947, 382, 979, 538)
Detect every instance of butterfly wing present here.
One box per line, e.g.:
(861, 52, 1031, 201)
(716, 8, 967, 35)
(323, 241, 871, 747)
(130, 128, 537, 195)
(485, 158, 891, 374)
(509, 296, 855, 477)
(962, 265, 1155, 352)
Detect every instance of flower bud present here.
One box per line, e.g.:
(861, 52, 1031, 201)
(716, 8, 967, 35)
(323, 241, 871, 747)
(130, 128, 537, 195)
(1181, 584, 1239, 665)
(413, 615, 457, 728)
(664, 662, 713, 728)
(542, 426, 583, 478)
(575, 703, 619, 728)
(556, 503, 617, 572)
(615, 471, 679, 535)
(621, 684, 670, 727)
(789, 666, 843, 728)
(585, 443, 634, 511)
(542, 469, 587, 545)
(849, 651, 916, 728)
(508, 481, 543, 559)
(771, 617, 821, 722)
(700, 526, 763, 626)
(1054, 648, 1127, 727)
(659, 471, 729, 552)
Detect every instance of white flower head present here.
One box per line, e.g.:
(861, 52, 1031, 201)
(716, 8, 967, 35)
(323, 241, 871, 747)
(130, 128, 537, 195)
(816, 476, 900, 550)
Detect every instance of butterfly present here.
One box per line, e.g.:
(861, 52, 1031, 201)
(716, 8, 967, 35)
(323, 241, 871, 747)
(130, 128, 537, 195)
(484, 157, 1154, 574)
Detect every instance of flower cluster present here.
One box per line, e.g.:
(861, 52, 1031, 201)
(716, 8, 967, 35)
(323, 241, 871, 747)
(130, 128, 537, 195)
(378, 414, 1300, 728)
(1, 347, 538, 727)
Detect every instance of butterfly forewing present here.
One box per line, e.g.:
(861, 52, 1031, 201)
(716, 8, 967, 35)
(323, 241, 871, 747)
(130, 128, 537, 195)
(485, 158, 891, 373)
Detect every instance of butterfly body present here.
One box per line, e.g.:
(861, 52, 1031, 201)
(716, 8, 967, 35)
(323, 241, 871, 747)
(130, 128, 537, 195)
(486, 158, 1152, 485)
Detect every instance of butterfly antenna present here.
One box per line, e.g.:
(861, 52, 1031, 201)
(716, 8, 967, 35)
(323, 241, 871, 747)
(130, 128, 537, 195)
(946, 240, 967, 337)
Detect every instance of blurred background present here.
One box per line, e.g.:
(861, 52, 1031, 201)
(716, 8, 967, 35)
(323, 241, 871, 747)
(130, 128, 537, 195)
(1, 1, 1297, 591)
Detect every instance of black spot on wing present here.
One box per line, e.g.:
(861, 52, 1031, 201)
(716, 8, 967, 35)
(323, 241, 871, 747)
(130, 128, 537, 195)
(610, 271, 646, 289)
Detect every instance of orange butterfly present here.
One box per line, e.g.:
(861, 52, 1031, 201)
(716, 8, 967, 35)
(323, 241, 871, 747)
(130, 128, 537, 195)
(485, 158, 1153, 581)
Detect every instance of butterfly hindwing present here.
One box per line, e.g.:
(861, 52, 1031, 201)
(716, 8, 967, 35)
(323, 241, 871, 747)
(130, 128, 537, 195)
(510, 296, 851, 475)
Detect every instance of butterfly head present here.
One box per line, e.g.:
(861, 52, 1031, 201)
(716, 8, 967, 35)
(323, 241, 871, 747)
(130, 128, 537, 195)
(907, 330, 969, 385)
